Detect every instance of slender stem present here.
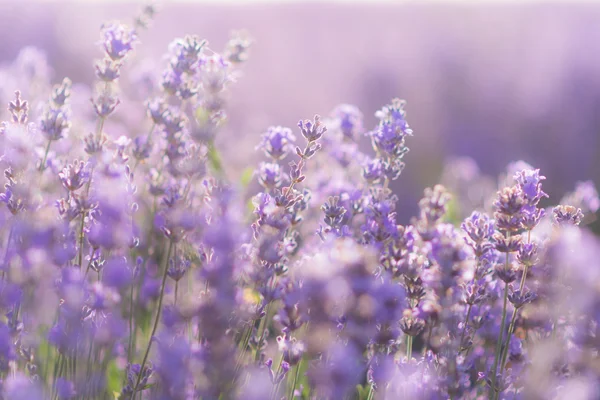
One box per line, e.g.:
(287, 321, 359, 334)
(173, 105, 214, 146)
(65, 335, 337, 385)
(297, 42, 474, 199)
(498, 231, 532, 386)
(39, 139, 52, 172)
(51, 352, 62, 397)
(146, 122, 156, 143)
(255, 303, 272, 362)
(1, 225, 13, 281)
(406, 335, 413, 360)
(366, 383, 375, 400)
(491, 281, 509, 399)
(459, 304, 473, 351)
(95, 115, 106, 140)
(127, 283, 135, 362)
(233, 321, 255, 384)
(288, 362, 301, 400)
(270, 357, 283, 400)
(499, 263, 529, 377)
(131, 240, 173, 398)
(174, 280, 179, 305)
(77, 211, 86, 268)
(423, 321, 433, 355)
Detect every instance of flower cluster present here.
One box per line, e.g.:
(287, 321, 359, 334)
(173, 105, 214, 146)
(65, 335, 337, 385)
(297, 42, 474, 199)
(0, 5, 597, 400)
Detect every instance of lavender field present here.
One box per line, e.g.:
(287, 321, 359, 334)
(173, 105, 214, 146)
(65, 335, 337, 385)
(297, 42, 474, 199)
(0, 1, 598, 399)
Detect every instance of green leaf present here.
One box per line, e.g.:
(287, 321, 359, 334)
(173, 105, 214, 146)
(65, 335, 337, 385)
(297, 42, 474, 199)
(37, 335, 52, 380)
(240, 167, 255, 188)
(138, 307, 152, 336)
(106, 359, 124, 395)
(207, 142, 224, 175)
(444, 193, 461, 226)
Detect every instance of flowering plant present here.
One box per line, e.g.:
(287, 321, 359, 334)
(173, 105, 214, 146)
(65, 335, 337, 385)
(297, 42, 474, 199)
(0, 5, 597, 400)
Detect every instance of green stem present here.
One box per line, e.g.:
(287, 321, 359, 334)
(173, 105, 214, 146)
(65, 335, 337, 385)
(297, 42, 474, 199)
(497, 231, 532, 394)
(255, 303, 272, 362)
(366, 383, 375, 400)
(288, 362, 301, 400)
(406, 335, 413, 360)
(498, 263, 530, 378)
(270, 357, 283, 400)
(131, 240, 173, 399)
(77, 211, 87, 268)
(39, 139, 52, 172)
(459, 304, 473, 352)
(127, 283, 135, 362)
(491, 281, 509, 399)
(234, 321, 253, 374)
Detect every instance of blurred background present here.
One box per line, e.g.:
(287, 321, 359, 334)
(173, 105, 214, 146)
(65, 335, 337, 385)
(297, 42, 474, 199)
(0, 0, 599, 223)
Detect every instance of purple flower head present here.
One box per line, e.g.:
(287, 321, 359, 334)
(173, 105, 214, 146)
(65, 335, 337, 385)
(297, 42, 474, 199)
(122, 363, 153, 398)
(154, 331, 192, 398)
(276, 333, 305, 366)
(167, 256, 191, 282)
(40, 106, 70, 141)
(8, 90, 28, 124)
(102, 257, 133, 289)
(169, 143, 207, 178)
(132, 135, 152, 161)
(508, 286, 536, 309)
(59, 160, 90, 192)
(51, 77, 72, 107)
(321, 196, 347, 227)
(552, 205, 584, 226)
(430, 224, 472, 281)
(494, 186, 525, 233)
(156, 208, 198, 243)
(462, 211, 495, 243)
(493, 232, 522, 253)
(257, 126, 296, 161)
(87, 282, 120, 311)
(88, 200, 129, 250)
(362, 157, 386, 184)
(375, 98, 413, 136)
(520, 204, 546, 231)
(146, 97, 167, 125)
(84, 132, 107, 155)
(100, 22, 137, 61)
(91, 91, 120, 118)
(161, 68, 184, 95)
(161, 107, 188, 137)
(513, 168, 548, 205)
(369, 98, 412, 158)
(0, 184, 25, 215)
(224, 30, 252, 64)
(494, 260, 518, 283)
(494, 186, 524, 217)
(331, 104, 363, 141)
(309, 343, 364, 398)
(199, 53, 232, 95)
(517, 242, 538, 267)
(95, 57, 122, 82)
(3, 374, 43, 400)
(419, 184, 451, 224)
(56, 378, 76, 400)
(298, 114, 327, 142)
(561, 180, 600, 218)
(140, 276, 160, 305)
(169, 35, 207, 74)
(257, 162, 284, 190)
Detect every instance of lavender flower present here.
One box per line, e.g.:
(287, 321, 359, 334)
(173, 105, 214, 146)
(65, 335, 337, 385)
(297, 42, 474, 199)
(100, 22, 137, 61)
